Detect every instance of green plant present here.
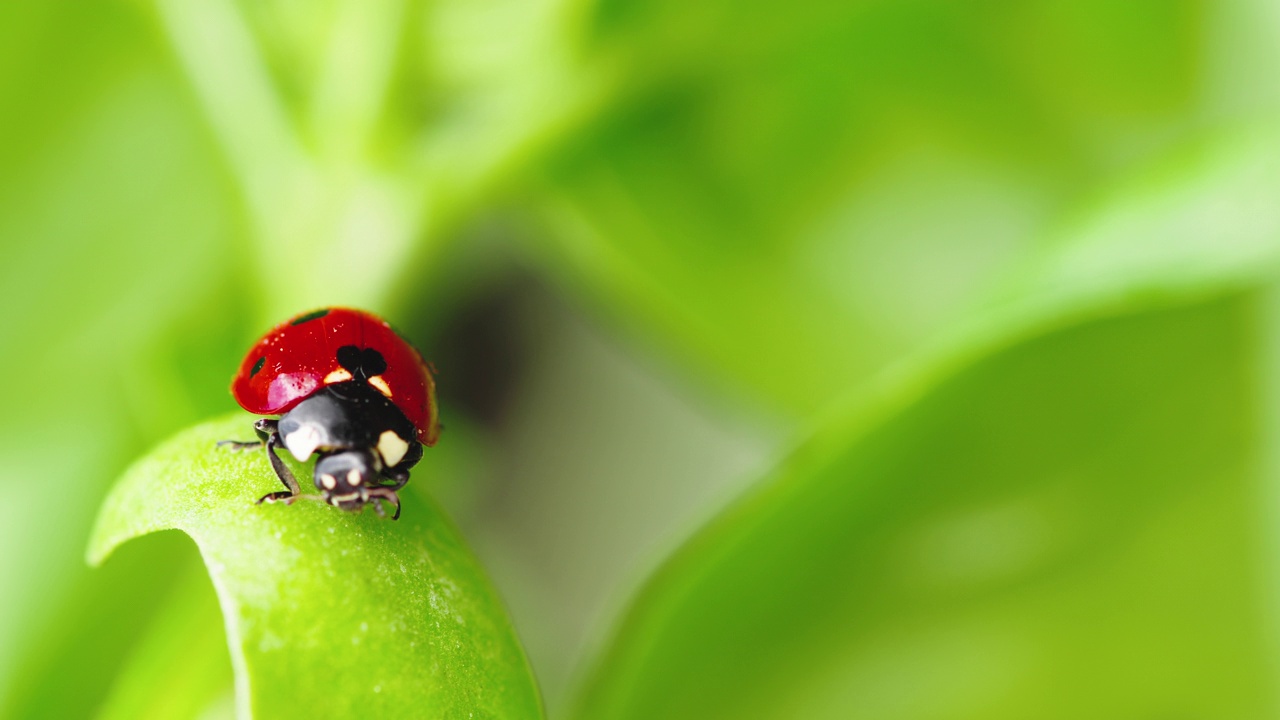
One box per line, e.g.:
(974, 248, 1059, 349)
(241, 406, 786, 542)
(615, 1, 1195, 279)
(5, 0, 1280, 718)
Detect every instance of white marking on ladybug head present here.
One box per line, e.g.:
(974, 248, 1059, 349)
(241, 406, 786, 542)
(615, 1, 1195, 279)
(324, 368, 353, 384)
(320, 473, 337, 490)
(378, 430, 409, 467)
(284, 424, 322, 462)
(347, 469, 362, 486)
(368, 375, 392, 398)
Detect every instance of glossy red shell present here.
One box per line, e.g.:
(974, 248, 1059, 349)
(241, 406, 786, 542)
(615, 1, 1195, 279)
(231, 308, 439, 445)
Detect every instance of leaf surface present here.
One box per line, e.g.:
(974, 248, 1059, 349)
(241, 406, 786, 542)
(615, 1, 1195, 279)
(572, 293, 1276, 719)
(89, 414, 543, 720)
(535, 0, 1280, 414)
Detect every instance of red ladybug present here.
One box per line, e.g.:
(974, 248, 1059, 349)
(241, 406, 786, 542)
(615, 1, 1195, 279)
(221, 308, 439, 519)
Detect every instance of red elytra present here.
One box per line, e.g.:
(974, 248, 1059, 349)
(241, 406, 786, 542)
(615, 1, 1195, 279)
(231, 308, 440, 445)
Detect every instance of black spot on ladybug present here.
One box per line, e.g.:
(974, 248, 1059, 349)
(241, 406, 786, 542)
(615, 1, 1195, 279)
(337, 345, 387, 380)
(336, 345, 362, 373)
(361, 349, 388, 376)
(250, 356, 266, 377)
(291, 308, 330, 325)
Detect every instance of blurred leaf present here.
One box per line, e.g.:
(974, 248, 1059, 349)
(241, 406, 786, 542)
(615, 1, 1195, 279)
(1002, 126, 1280, 305)
(0, 1, 254, 709)
(898, 124, 1280, 388)
(570, 111, 1280, 716)
(0, 533, 200, 720)
(532, 0, 1280, 414)
(89, 415, 543, 720)
(96, 559, 234, 720)
(152, 0, 599, 317)
(574, 292, 1273, 720)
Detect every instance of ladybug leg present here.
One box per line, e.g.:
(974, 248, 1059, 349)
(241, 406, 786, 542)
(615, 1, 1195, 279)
(265, 430, 302, 495)
(257, 491, 293, 504)
(254, 418, 277, 439)
(255, 425, 303, 504)
(365, 488, 401, 520)
(259, 491, 326, 508)
(222, 419, 302, 505)
(280, 493, 326, 506)
(217, 418, 276, 451)
(376, 467, 410, 492)
(400, 441, 424, 470)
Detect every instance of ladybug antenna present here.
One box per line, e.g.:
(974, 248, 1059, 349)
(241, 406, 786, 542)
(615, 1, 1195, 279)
(337, 345, 387, 380)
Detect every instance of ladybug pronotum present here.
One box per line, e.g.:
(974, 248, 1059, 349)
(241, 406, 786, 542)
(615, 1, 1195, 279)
(221, 308, 439, 520)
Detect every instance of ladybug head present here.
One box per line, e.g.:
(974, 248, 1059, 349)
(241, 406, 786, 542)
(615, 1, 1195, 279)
(336, 345, 387, 381)
(314, 448, 380, 506)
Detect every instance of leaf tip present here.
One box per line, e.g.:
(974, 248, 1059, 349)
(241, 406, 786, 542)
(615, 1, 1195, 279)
(84, 414, 247, 568)
(85, 466, 147, 568)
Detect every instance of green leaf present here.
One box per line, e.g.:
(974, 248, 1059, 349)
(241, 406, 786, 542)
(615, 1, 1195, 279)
(573, 293, 1276, 719)
(151, 0, 598, 318)
(0, 2, 256, 709)
(533, 0, 1280, 415)
(88, 414, 543, 720)
(96, 560, 235, 720)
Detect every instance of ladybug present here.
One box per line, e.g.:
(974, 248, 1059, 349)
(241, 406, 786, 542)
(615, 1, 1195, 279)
(220, 307, 439, 519)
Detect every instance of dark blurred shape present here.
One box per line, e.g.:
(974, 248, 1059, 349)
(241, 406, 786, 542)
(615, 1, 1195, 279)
(428, 276, 537, 428)
(397, 222, 545, 431)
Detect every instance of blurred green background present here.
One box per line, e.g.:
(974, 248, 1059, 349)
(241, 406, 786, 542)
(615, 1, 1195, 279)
(6, 0, 1280, 717)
